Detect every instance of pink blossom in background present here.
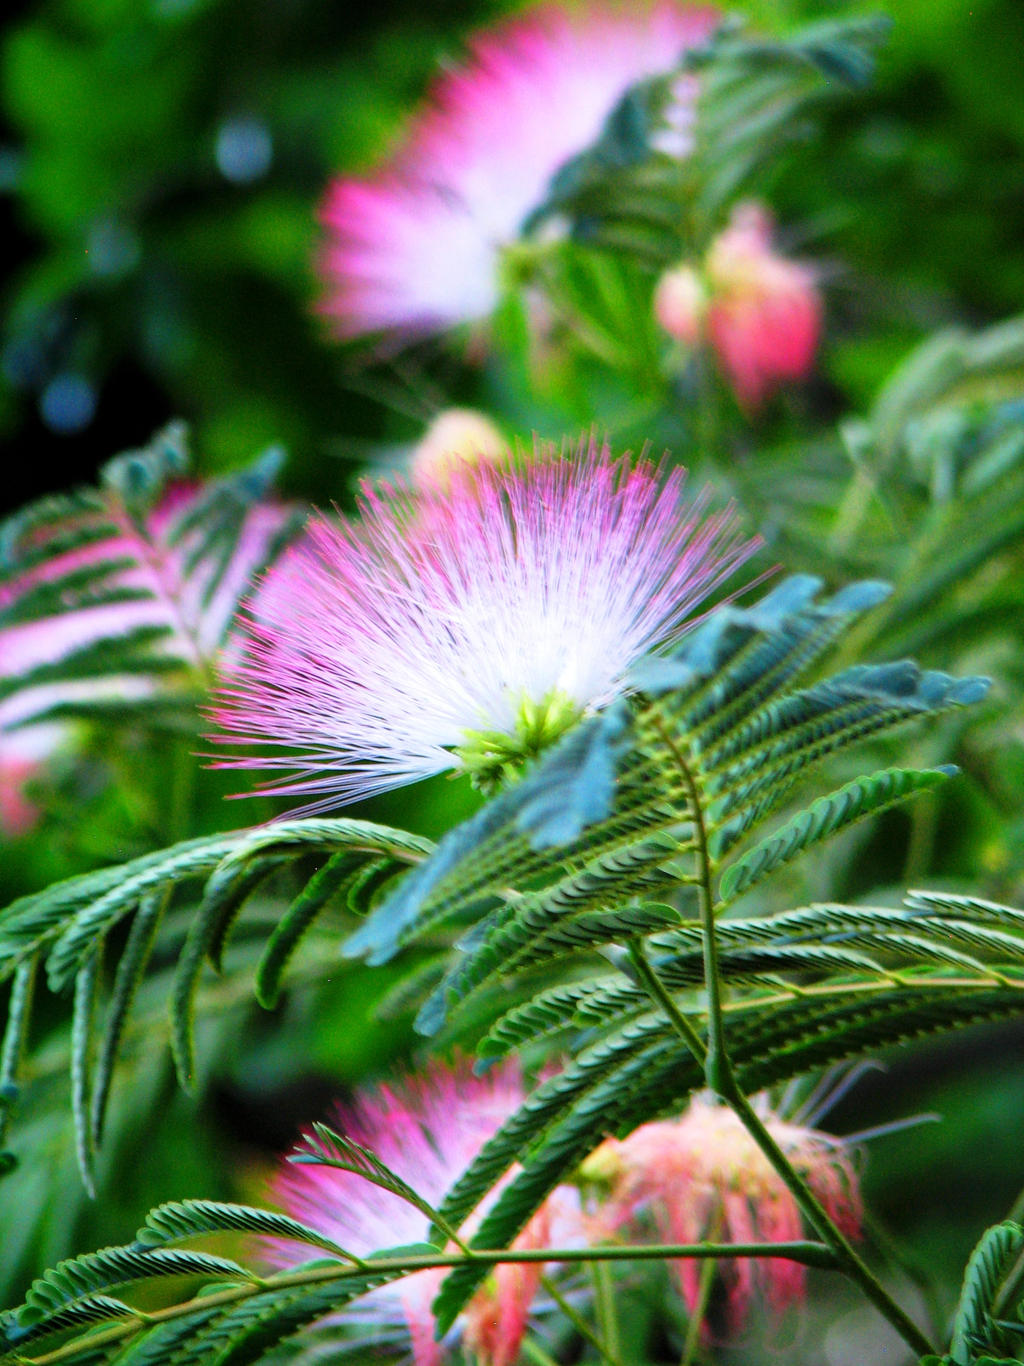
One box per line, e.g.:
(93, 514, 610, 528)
(0, 721, 66, 836)
(0, 484, 291, 833)
(592, 1092, 861, 1329)
(704, 203, 822, 408)
(213, 440, 760, 809)
(267, 1058, 584, 1366)
(318, 2, 719, 344)
(654, 203, 822, 408)
(653, 263, 705, 346)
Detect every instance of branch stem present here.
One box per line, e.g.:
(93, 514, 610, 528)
(642, 715, 934, 1359)
(18, 1242, 837, 1366)
(590, 1260, 623, 1366)
(541, 1271, 623, 1366)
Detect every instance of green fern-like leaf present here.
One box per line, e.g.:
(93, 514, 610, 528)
(70, 951, 101, 1197)
(950, 1222, 1024, 1366)
(135, 1201, 355, 1262)
(291, 1125, 449, 1241)
(8, 1246, 254, 1338)
(90, 893, 166, 1148)
(525, 14, 887, 257)
(0, 818, 432, 1170)
(414, 834, 682, 1035)
(0, 422, 300, 750)
(434, 971, 1024, 1332)
(254, 851, 364, 1009)
(158, 1273, 392, 1366)
(346, 577, 987, 1046)
(719, 766, 955, 899)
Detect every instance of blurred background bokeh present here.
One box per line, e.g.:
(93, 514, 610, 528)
(3, 0, 1024, 501)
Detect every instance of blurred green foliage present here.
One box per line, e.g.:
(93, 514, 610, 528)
(3, 0, 1024, 490)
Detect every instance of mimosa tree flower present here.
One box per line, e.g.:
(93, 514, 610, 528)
(588, 1092, 862, 1329)
(654, 202, 822, 408)
(318, 2, 719, 344)
(266, 1059, 583, 1366)
(213, 441, 760, 807)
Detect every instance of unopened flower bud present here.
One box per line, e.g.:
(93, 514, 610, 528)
(703, 201, 822, 409)
(577, 1136, 625, 1188)
(411, 408, 507, 489)
(653, 264, 705, 346)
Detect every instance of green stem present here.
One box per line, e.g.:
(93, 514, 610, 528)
(540, 1271, 622, 1366)
(627, 940, 706, 1066)
(590, 1260, 623, 1366)
(520, 1338, 562, 1366)
(643, 717, 935, 1360)
(679, 1253, 716, 1366)
(20, 1243, 837, 1366)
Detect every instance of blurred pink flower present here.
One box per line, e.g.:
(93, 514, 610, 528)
(0, 483, 291, 834)
(267, 1058, 583, 1366)
(592, 1092, 861, 1330)
(318, 2, 719, 344)
(654, 203, 822, 408)
(704, 204, 822, 408)
(0, 723, 65, 836)
(653, 263, 705, 346)
(213, 441, 760, 808)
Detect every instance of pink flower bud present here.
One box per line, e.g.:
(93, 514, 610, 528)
(703, 202, 822, 409)
(411, 408, 508, 489)
(653, 264, 705, 345)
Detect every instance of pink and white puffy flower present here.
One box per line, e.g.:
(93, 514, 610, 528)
(213, 440, 760, 808)
(655, 202, 822, 408)
(266, 1058, 584, 1366)
(0, 484, 291, 833)
(590, 1092, 861, 1329)
(318, 2, 719, 344)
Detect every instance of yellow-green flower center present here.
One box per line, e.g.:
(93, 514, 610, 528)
(454, 689, 583, 795)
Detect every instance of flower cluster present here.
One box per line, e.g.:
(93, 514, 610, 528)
(318, 2, 719, 344)
(266, 1059, 586, 1366)
(655, 202, 822, 408)
(213, 441, 760, 808)
(270, 1069, 863, 1359)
